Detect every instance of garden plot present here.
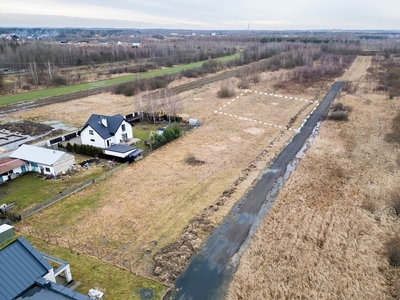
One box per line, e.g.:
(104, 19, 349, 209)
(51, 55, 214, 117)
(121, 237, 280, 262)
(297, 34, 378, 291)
(215, 90, 319, 131)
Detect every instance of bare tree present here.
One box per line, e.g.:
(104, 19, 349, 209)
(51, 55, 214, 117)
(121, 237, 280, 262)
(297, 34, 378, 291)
(44, 60, 55, 83)
(28, 62, 39, 86)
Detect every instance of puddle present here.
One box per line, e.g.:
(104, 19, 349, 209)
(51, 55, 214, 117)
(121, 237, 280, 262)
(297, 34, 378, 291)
(41, 120, 77, 132)
(138, 288, 154, 300)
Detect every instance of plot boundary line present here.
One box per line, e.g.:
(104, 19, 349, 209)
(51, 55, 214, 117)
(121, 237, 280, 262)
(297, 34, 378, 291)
(214, 90, 319, 132)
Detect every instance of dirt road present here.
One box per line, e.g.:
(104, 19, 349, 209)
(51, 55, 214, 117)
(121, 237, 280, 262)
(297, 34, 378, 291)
(170, 82, 343, 300)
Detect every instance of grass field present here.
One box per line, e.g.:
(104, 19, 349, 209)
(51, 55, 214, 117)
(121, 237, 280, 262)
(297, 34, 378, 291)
(0, 54, 240, 106)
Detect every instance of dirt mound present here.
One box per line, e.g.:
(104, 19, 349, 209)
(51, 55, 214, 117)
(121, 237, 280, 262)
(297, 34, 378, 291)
(0, 120, 53, 136)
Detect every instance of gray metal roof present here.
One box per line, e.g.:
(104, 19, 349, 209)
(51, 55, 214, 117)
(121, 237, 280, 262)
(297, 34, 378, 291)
(104, 144, 137, 154)
(10, 145, 71, 166)
(17, 278, 91, 300)
(0, 237, 52, 300)
(130, 149, 143, 157)
(82, 114, 126, 140)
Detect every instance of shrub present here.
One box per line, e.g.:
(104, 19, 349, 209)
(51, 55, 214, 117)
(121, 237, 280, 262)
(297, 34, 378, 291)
(385, 236, 400, 267)
(217, 86, 235, 98)
(65, 143, 102, 156)
(152, 123, 183, 149)
(52, 75, 67, 86)
(237, 80, 250, 89)
(22, 85, 31, 90)
(249, 73, 260, 84)
(122, 85, 135, 97)
(185, 153, 206, 166)
(327, 111, 348, 121)
(332, 102, 344, 111)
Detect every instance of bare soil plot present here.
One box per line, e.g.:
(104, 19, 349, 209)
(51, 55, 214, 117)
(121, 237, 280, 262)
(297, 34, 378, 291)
(227, 56, 400, 299)
(216, 90, 318, 130)
(15, 68, 322, 280)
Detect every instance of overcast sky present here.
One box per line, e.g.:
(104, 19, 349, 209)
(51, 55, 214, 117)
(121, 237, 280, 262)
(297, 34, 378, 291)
(0, 0, 399, 30)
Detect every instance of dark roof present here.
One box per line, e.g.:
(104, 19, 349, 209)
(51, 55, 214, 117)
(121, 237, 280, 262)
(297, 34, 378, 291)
(0, 237, 90, 300)
(0, 237, 52, 300)
(129, 149, 143, 157)
(104, 144, 137, 154)
(0, 158, 26, 174)
(82, 114, 126, 140)
(17, 278, 90, 300)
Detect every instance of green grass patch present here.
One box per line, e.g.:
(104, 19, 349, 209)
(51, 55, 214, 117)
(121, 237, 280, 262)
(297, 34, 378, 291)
(0, 54, 240, 106)
(133, 122, 162, 153)
(25, 235, 167, 299)
(0, 167, 106, 214)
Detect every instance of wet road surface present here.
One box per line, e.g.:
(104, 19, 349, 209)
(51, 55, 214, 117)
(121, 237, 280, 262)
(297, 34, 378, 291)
(169, 82, 344, 300)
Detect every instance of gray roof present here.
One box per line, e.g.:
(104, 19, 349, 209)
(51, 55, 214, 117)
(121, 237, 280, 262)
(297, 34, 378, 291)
(130, 149, 143, 157)
(17, 278, 90, 300)
(0, 237, 52, 299)
(82, 114, 126, 140)
(10, 145, 70, 166)
(0, 237, 90, 300)
(104, 144, 137, 154)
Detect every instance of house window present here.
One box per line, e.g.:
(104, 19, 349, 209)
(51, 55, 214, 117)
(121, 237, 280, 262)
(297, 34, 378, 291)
(31, 162, 38, 167)
(90, 139, 95, 142)
(89, 130, 94, 135)
(121, 133, 128, 141)
(121, 124, 126, 132)
(45, 167, 51, 172)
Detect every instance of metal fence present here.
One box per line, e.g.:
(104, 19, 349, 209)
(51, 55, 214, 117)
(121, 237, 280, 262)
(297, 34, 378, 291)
(18, 163, 129, 220)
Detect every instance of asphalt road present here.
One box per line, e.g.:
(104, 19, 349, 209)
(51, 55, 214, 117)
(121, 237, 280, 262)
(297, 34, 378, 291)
(170, 81, 344, 300)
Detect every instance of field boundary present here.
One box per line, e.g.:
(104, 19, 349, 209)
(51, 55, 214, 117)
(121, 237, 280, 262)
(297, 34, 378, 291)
(214, 90, 319, 131)
(15, 162, 129, 220)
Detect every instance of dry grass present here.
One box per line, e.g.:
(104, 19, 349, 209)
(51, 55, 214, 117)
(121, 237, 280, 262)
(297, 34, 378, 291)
(227, 56, 400, 299)
(14, 69, 320, 278)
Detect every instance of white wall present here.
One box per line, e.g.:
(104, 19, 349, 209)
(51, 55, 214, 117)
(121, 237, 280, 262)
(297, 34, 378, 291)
(0, 164, 28, 182)
(80, 125, 108, 148)
(53, 154, 75, 175)
(43, 268, 56, 282)
(114, 121, 133, 143)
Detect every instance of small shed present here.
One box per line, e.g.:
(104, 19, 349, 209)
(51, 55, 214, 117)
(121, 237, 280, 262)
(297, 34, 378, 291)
(0, 224, 14, 245)
(189, 118, 200, 127)
(157, 128, 165, 136)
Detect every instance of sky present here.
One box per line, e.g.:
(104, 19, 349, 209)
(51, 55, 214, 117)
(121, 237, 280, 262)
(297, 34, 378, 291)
(0, 0, 399, 30)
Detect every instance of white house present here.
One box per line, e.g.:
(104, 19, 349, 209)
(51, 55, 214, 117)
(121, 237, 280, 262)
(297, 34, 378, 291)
(80, 114, 133, 149)
(132, 39, 141, 47)
(0, 157, 29, 183)
(10, 144, 75, 176)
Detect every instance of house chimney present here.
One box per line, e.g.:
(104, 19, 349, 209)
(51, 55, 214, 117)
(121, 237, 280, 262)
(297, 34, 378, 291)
(101, 117, 107, 127)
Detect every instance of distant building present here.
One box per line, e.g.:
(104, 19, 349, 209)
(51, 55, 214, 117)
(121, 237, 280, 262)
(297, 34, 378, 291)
(132, 39, 141, 47)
